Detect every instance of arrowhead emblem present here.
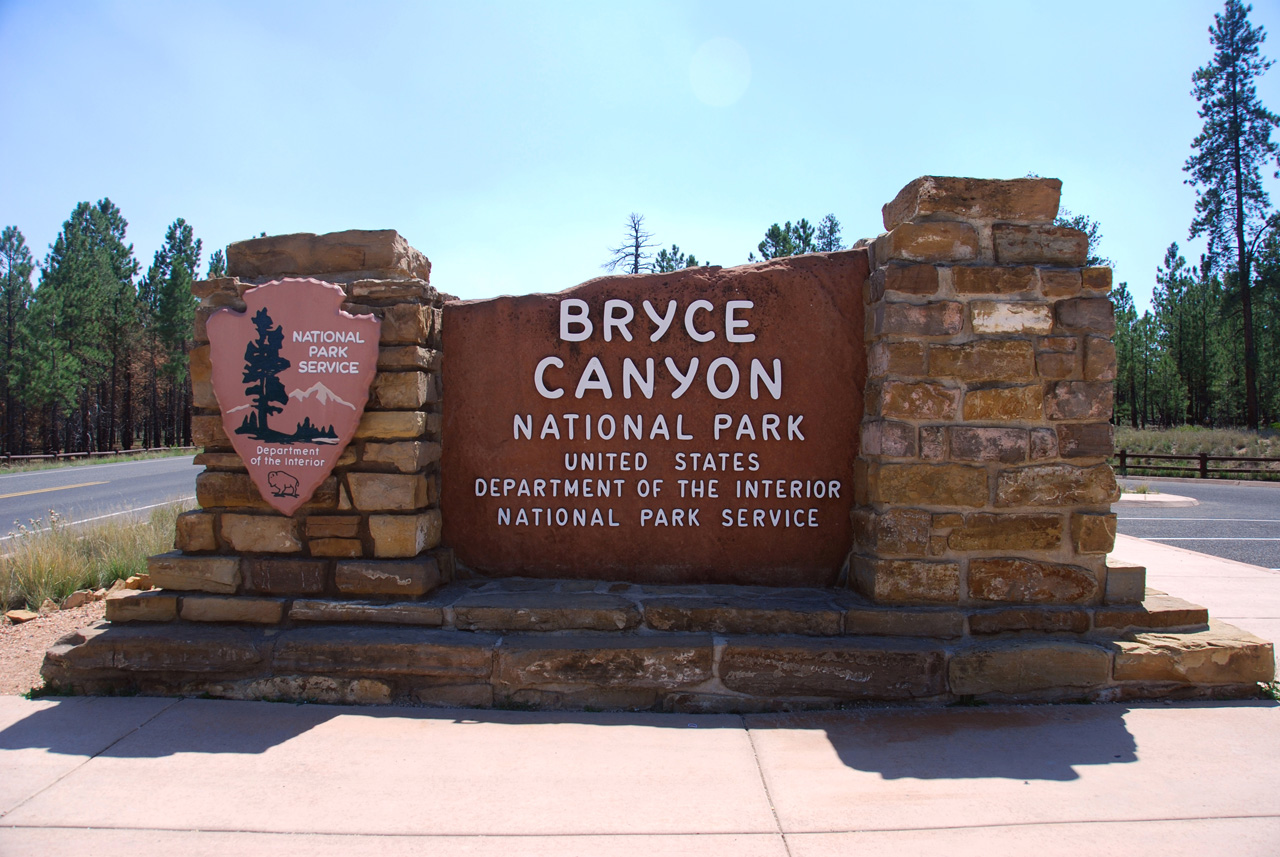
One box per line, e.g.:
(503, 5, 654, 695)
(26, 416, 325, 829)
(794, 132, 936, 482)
(207, 278, 381, 515)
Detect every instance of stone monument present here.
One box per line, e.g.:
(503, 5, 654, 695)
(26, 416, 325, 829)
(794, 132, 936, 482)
(42, 179, 1274, 709)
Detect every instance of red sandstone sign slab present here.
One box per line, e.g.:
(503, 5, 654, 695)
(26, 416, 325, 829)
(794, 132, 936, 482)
(442, 252, 868, 586)
(208, 278, 380, 515)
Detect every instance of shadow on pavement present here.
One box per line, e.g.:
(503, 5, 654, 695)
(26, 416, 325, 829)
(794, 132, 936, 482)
(2, 695, 1273, 781)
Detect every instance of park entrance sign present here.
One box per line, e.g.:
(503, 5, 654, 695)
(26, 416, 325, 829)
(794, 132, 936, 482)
(442, 253, 868, 586)
(208, 278, 380, 515)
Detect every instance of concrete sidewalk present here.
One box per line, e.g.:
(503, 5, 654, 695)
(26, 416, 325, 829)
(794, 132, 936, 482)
(1, 537, 1277, 857)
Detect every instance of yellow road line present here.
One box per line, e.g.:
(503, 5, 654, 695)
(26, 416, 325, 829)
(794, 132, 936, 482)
(0, 481, 109, 500)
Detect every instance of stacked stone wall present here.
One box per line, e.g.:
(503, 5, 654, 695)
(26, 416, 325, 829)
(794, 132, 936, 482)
(147, 230, 452, 620)
(852, 177, 1133, 608)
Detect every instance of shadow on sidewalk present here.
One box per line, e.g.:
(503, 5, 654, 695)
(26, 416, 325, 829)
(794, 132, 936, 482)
(2, 695, 1273, 782)
(745, 700, 1276, 781)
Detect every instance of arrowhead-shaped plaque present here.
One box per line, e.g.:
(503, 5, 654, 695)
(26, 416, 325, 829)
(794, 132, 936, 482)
(207, 278, 380, 515)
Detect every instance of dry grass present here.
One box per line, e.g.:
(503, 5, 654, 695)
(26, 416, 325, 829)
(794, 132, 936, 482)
(1115, 426, 1280, 458)
(1, 503, 186, 611)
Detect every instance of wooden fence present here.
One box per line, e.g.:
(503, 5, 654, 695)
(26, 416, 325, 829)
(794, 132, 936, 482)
(1112, 449, 1280, 480)
(0, 447, 197, 465)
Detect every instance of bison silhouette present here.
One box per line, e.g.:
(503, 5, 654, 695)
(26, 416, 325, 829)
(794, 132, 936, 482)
(267, 470, 300, 497)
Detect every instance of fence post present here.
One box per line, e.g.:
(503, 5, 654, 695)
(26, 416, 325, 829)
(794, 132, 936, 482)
(1199, 452, 1209, 479)
(1118, 449, 1127, 477)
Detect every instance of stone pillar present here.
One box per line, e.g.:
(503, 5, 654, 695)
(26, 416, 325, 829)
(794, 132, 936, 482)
(146, 230, 451, 616)
(852, 177, 1122, 607)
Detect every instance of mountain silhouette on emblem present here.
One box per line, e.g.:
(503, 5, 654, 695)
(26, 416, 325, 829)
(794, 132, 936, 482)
(288, 382, 357, 410)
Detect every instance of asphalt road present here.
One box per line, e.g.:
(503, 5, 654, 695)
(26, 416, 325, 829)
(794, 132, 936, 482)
(0, 456, 197, 541)
(1117, 477, 1280, 571)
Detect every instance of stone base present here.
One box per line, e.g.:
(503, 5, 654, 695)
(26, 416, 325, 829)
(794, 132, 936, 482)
(41, 579, 1273, 710)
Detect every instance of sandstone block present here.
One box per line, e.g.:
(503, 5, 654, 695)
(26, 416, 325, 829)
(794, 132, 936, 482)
(373, 302, 430, 345)
(207, 675, 394, 706)
(949, 641, 1111, 695)
(952, 266, 1036, 295)
(721, 636, 946, 699)
(947, 427, 1028, 463)
(948, 513, 1063, 551)
(221, 514, 302, 553)
(853, 556, 961, 604)
(929, 340, 1035, 382)
(968, 607, 1090, 635)
(273, 626, 495, 677)
(335, 557, 441, 597)
(1112, 621, 1274, 685)
(852, 507, 932, 555)
(1094, 594, 1208, 632)
(970, 301, 1053, 335)
(844, 606, 965, 638)
(877, 301, 964, 336)
(870, 263, 939, 298)
(192, 276, 242, 301)
(993, 224, 1089, 266)
(226, 229, 430, 282)
(192, 415, 231, 449)
(1104, 561, 1147, 605)
(969, 558, 1100, 603)
(290, 599, 444, 626)
(147, 552, 241, 594)
(644, 593, 843, 636)
(196, 471, 336, 511)
(105, 590, 178, 623)
(243, 557, 327, 594)
(305, 515, 361, 538)
(963, 386, 1043, 421)
(192, 380, 217, 410)
(882, 176, 1061, 230)
(1036, 350, 1078, 379)
(378, 345, 439, 371)
(860, 419, 916, 457)
(1084, 336, 1117, 381)
(875, 222, 979, 264)
(1055, 298, 1116, 334)
(43, 623, 263, 675)
(919, 425, 946, 460)
(192, 452, 246, 470)
(370, 511, 441, 557)
(496, 635, 713, 690)
(868, 341, 927, 377)
(1030, 428, 1059, 459)
(349, 278, 432, 300)
(871, 463, 989, 507)
(996, 463, 1118, 507)
(310, 538, 364, 557)
(454, 592, 642, 632)
(879, 381, 958, 420)
(1038, 269, 1083, 297)
(174, 511, 218, 552)
(363, 440, 440, 473)
(1058, 422, 1113, 458)
(347, 472, 429, 511)
(354, 411, 428, 440)
(181, 595, 285, 624)
(370, 372, 429, 410)
(1082, 266, 1113, 292)
(1045, 380, 1114, 420)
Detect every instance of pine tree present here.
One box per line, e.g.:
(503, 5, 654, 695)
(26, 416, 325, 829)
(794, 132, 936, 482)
(0, 227, 34, 454)
(239, 307, 290, 439)
(815, 214, 845, 252)
(1185, 0, 1280, 428)
(653, 245, 700, 272)
(207, 248, 227, 278)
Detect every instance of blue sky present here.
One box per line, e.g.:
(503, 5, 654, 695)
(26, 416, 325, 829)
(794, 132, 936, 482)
(3, 0, 1279, 312)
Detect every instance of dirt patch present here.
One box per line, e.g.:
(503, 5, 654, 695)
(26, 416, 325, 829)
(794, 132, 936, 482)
(0, 602, 105, 695)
